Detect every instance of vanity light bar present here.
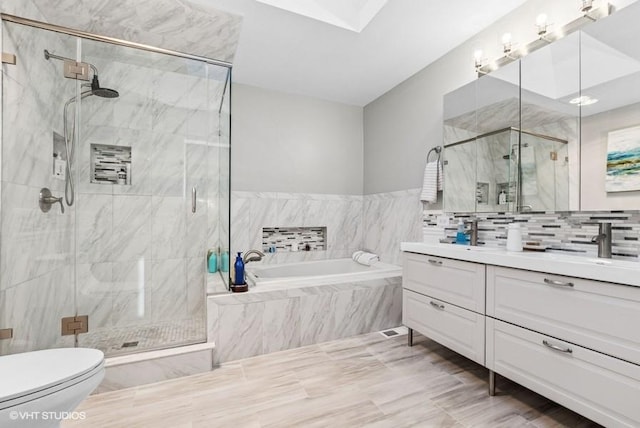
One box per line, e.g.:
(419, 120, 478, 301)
(476, 2, 610, 77)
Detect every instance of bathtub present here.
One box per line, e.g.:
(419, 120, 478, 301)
(245, 258, 401, 288)
(209, 257, 403, 363)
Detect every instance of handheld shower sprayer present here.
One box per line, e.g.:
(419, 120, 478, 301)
(44, 49, 119, 206)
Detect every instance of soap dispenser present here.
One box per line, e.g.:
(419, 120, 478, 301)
(455, 219, 467, 244)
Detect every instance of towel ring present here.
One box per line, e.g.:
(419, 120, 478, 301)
(427, 145, 442, 163)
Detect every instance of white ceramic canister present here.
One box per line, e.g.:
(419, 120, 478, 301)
(506, 223, 523, 252)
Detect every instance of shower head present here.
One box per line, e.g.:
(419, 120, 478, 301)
(90, 75, 119, 98)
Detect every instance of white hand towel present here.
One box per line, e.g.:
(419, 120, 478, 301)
(352, 250, 379, 266)
(420, 160, 443, 203)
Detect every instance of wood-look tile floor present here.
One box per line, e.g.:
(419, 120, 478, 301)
(63, 332, 602, 428)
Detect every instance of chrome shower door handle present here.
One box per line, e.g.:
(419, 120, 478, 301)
(192, 187, 197, 213)
(39, 187, 64, 213)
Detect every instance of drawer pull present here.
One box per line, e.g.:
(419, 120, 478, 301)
(430, 301, 445, 310)
(543, 278, 574, 288)
(428, 259, 443, 266)
(543, 340, 573, 354)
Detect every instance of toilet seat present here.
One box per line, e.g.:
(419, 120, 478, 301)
(0, 348, 104, 411)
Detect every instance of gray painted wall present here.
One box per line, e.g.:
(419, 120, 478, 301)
(231, 84, 364, 194)
(363, 0, 636, 195)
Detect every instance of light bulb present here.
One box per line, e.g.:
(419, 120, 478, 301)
(536, 13, 548, 26)
(502, 33, 512, 44)
(474, 49, 483, 61)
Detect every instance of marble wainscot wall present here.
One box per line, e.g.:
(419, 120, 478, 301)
(363, 189, 424, 265)
(1, 0, 242, 64)
(207, 277, 402, 364)
(230, 191, 364, 265)
(424, 211, 640, 260)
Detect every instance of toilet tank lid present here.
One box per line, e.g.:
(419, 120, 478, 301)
(0, 348, 104, 402)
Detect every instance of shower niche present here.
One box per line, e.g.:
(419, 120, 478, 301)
(90, 143, 131, 185)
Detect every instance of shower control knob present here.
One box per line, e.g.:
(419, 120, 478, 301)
(39, 187, 65, 214)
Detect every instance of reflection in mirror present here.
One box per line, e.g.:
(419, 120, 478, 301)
(443, 60, 520, 213)
(520, 31, 579, 212)
(581, 1, 640, 210)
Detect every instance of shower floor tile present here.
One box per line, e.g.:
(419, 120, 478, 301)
(79, 318, 206, 357)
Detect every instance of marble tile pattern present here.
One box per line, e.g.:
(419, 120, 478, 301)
(1, 0, 242, 64)
(363, 189, 424, 266)
(0, 17, 230, 355)
(97, 346, 213, 393)
(63, 332, 601, 428)
(231, 191, 364, 265)
(425, 211, 640, 260)
(207, 276, 402, 364)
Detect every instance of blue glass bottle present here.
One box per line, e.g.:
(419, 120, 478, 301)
(233, 252, 245, 285)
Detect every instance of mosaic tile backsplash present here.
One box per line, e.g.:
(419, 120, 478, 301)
(424, 211, 640, 260)
(262, 227, 326, 252)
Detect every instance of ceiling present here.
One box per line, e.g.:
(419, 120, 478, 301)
(190, 0, 529, 106)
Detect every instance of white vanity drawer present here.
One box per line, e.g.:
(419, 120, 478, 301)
(487, 265, 640, 365)
(403, 252, 485, 314)
(487, 318, 640, 428)
(403, 289, 485, 365)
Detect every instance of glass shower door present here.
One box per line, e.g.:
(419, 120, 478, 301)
(0, 20, 80, 355)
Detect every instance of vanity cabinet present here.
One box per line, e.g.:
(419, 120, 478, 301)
(402, 252, 486, 365)
(401, 246, 640, 427)
(487, 266, 640, 365)
(486, 266, 640, 427)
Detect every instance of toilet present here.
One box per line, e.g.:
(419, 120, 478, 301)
(0, 348, 104, 428)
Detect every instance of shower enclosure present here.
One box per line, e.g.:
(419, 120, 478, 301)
(444, 127, 569, 213)
(0, 15, 231, 357)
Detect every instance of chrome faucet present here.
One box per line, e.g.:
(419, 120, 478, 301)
(243, 249, 265, 264)
(466, 219, 479, 246)
(591, 222, 612, 259)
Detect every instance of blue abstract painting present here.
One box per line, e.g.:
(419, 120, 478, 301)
(606, 125, 640, 192)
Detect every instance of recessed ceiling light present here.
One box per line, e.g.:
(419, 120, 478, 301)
(569, 95, 598, 106)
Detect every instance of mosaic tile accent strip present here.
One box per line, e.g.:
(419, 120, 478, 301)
(91, 144, 132, 185)
(262, 227, 326, 252)
(423, 211, 640, 260)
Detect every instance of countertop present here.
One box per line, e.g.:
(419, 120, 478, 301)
(401, 242, 640, 287)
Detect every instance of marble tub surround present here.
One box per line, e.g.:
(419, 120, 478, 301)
(424, 211, 640, 260)
(1, 0, 242, 64)
(207, 276, 402, 364)
(231, 191, 364, 264)
(363, 189, 424, 265)
(63, 332, 598, 428)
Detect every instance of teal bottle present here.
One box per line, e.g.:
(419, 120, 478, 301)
(207, 250, 218, 273)
(233, 252, 245, 285)
(221, 250, 229, 272)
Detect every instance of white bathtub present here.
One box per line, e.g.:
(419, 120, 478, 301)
(245, 258, 401, 288)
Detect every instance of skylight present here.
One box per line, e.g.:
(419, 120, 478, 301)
(255, 0, 388, 33)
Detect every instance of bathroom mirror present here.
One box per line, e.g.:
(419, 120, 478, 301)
(443, 59, 520, 213)
(579, 1, 640, 211)
(444, 2, 640, 214)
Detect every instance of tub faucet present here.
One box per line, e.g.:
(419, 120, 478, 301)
(591, 222, 612, 259)
(243, 249, 265, 264)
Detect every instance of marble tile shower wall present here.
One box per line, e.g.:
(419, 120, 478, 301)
(363, 189, 424, 265)
(231, 191, 364, 265)
(424, 211, 640, 260)
(1, 0, 242, 64)
(74, 59, 225, 338)
(0, 22, 77, 354)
